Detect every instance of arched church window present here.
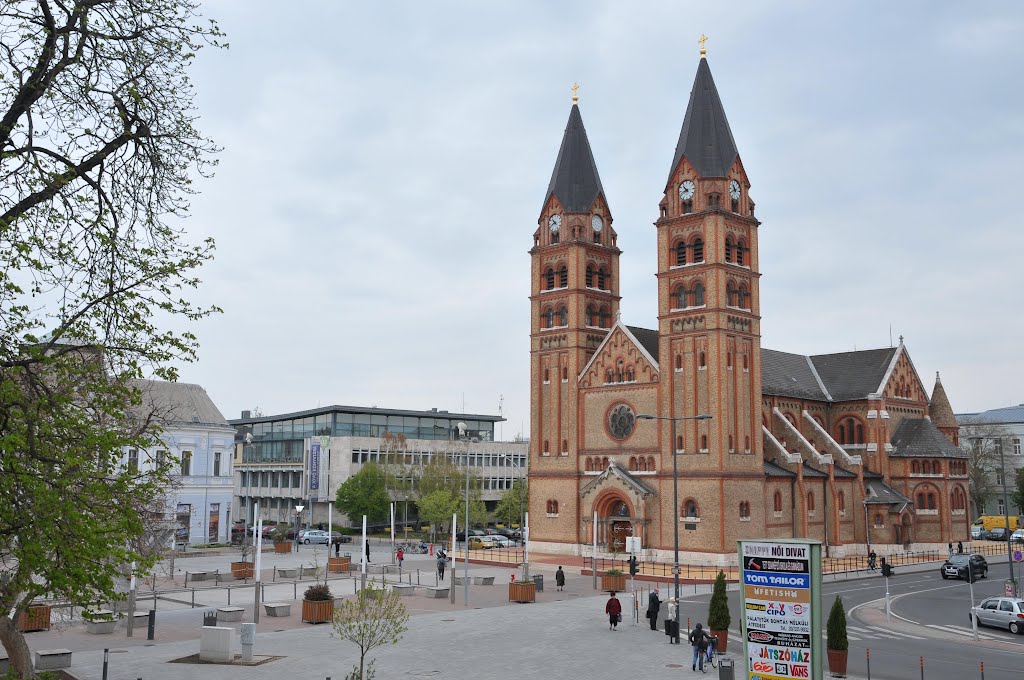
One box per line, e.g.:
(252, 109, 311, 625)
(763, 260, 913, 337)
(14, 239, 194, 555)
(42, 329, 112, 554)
(912, 461, 920, 474)
(737, 239, 746, 266)
(699, 352, 706, 368)
(807, 492, 815, 512)
(605, 370, 613, 384)
(626, 367, 635, 381)
(647, 457, 656, 470)
(700, 434, 708, 451)
(692, 237, 704, 263)
(739, 284, 750, 310)
(676, 286, 688, 309)
(676, 241, 687, 266)
(562, 439, 568, 453)
(856, 423, 864, 443)
(602, 456, 609, 468)
(837, 424, 846, 444)
(676, 434, 683, 451)
(545, 269, 555, 290)
(629, 456, 637, 471)
(675, 355, 683, 371)
(558, 265, 568, 288)
(693, 282, 705, 306)
(927, 493, 936, 510)
(838, 491, 846, 512)
(543, 440, 549, 454)
(544, 308, 554, 328)
(726, 281, 737, 307)
(745, 435, 750, 451)
(557, 305, 568, 327)
(728, 435, 734, 451)
(638, 457, 647, 472)
(543, 368, 549, 383)
(586, 265, 594, 288)
(597, 268, 607, 290)
(562, 367, 568, 381)
(725, 237, 734, 263)
(773, 491, 783, 512)
(683, 499, 699, 519)
(585, 458, 592, 472)
(916, 492, 925, 509)
(739, 501, 750, 519)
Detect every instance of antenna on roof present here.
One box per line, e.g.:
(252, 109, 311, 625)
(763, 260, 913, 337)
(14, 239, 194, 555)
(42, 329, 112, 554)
(889, 324, 892, 347)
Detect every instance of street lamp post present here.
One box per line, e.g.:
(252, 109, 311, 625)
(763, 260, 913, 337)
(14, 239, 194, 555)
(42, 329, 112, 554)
(294, 504, 304, 552)
(997, 439, 1017, 594)
(637, 412, 712, 643)
(502, 453, 527, 580)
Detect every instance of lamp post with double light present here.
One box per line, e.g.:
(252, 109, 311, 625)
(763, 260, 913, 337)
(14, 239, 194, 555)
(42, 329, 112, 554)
(636, 412, 712, 642)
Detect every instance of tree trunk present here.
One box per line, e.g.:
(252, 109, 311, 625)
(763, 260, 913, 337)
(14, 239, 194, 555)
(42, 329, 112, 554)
(0, 613, 34, 678)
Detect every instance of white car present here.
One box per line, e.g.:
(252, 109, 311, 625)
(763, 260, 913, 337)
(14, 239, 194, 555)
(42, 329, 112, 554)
(970, 597, 1024, 634)
(489, 536, 515, 548)
(1011, 529, 1024, 543)
(297, 529, 329, 545)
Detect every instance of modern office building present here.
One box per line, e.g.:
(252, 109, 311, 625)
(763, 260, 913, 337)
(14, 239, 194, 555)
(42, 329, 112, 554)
(230, 405, 528, 530)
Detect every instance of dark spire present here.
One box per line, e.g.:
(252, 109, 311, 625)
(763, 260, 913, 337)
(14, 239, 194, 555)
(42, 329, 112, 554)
(667, 58, 739, 181)
(545, 103, 605, 213)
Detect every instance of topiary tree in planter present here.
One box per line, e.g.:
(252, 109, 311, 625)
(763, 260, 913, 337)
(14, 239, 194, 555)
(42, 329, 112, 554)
(302, 582, 335, 624)
(707, 570, 731, 652)
(827, 595, 849, 676)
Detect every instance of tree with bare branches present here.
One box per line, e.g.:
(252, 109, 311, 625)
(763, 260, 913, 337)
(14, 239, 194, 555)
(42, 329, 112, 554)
(332, 586, 409, 680)
(0, 1, 223, 675)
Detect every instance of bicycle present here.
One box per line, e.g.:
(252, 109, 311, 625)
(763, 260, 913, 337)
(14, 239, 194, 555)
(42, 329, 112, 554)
(705, 636, 718, 669)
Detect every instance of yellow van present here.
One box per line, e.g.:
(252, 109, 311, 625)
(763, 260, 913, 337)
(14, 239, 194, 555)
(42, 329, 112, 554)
(972, 516, 1021, 532)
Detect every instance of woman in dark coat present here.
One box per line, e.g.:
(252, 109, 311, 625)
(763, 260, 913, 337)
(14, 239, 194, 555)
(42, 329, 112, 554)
(555, 566, 566, 591)
(646, 590, 661, 630)
(605, 592, 622, 630)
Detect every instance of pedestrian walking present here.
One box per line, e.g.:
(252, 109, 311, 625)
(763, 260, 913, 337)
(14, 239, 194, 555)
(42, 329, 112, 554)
(957, 541, 964, 554)
(948, 542, 953, 559)
(436, 549, 447, 580)
(397, 547, 404, 569)
(868, 549, 877, 571)
(689, 622, 711, 671)
(365, 539, 371, 563)
(646, 589, 661, 631)
(555, 566, 566, 591)
(605, 592, 622, 631)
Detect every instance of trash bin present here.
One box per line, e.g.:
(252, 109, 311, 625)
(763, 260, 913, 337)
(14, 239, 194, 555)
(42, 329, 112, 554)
(718, 656, 735, 680)
(533, 574, 544, 592)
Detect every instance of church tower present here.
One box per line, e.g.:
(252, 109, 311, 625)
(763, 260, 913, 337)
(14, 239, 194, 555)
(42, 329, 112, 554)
(654, 49, 765, 552)
(529, 91, 619, 544)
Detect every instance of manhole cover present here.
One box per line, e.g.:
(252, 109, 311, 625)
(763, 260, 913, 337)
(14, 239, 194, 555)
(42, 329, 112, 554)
(666, 663, 684, 668)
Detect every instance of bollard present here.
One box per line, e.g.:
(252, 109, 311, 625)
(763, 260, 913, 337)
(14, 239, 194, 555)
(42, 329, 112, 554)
(191, 588, 195, 608)
(102, 648, 109, 680)
(147, 610, 155, 640)
(866, 648, 870, 680)
(980, 660, 984, 680)
(273, 567, 277, 582)
(294, 582, 297, 600)
(417, 569, 420, 585)
(227, 585, 231, 606)
(920, 656, 924, 680)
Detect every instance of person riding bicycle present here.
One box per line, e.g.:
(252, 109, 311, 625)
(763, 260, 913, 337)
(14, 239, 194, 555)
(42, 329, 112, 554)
(868, 550, 877, 571)
(689, 622, 712, 672)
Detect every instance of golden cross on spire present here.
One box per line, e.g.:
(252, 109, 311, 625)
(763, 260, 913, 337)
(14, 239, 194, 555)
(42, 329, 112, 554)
(698, 33, 709, 58)
(571, 82, 580, 105)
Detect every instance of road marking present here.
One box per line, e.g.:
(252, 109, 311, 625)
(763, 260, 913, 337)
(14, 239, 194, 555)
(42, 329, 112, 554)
(926, 624, 998, 639)
(862, 625, 925, 640)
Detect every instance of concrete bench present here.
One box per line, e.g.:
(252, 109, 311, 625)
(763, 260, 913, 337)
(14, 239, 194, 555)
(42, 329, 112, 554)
(187, 571, 211, 582)
(392, 583, 416, 597)
(472, 576, 495, 586)
(35, 649, 72, 671)
(422, 586, 449, 599)
(263, 602, 291, 617)
(199, 626, 233, 663)
(84, 610, 116, 634)
(217, 606, 245, 622)
(121, 611, 150, 628)
(277, 567, 298, 578)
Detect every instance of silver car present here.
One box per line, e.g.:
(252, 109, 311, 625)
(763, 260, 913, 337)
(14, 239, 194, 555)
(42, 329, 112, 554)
(297, 529, 329, 545)
(970, 597, 1024, 634)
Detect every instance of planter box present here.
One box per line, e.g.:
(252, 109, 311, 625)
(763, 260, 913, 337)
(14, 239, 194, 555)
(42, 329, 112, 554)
(230, 561, 254, 579)
(601, 574, 626, 592)
(509, 581, 536, 603)
(301, 599, 333, 624)
(827, 649, 848, 677)
(274, 541, 292, 554)
(711, 629, 729, 653)
(328, 557, 351, 573)
(16, 605, 51, 632)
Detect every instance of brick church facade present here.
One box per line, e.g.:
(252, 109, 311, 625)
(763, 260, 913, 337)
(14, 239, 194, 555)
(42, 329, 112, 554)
(527, 54, 968, 562)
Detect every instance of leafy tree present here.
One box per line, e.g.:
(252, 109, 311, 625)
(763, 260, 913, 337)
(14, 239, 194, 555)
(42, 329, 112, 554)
(335, 463, 391, 524)
(1012, 467, 1024, 516)
(707, 570, 731, 631)
(332, 586, 409, 680)
(417, 490, 460, 534)
(826, 595, 848, 651)
(494, 480, 528, 529)
(415, 453, 487, 528)
(0, 1, 223, 675)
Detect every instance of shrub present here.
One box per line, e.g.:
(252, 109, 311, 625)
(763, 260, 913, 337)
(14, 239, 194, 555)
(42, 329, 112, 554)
(604, 568, 624, 576)
(304, 583, 334, 601)
(707, 570, 731, 630)
(827, 595, 848, 651)
(269, 527, 289, 543)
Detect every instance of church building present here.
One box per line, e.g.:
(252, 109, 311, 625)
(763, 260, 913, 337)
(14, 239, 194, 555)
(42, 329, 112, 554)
(527, 50, 968, 562)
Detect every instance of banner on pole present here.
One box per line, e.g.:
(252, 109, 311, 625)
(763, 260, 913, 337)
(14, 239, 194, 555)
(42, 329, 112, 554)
(309, 441, 321, 494)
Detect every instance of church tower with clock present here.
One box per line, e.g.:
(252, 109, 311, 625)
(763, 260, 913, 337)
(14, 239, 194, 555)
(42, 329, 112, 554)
(528, 89, 619, 546)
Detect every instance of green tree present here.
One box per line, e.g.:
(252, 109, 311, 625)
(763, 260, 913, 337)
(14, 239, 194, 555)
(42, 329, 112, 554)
(1012, 467, 1024, 516)
(417, 490, 460, 534)
(494, 480, 528, 528)
(707, 570, 731, 631)
(826, 595, 848, 651)
(335, 463, 391, 525)
(332, 585, 409, 680)
(0, 1, 223, 675)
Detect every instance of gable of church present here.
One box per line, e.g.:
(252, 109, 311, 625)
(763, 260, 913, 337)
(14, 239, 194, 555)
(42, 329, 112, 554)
(580, 325, 659, 389)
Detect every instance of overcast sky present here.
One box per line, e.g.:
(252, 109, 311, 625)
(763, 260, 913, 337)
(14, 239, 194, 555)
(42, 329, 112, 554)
(176, 1, 1024, 435)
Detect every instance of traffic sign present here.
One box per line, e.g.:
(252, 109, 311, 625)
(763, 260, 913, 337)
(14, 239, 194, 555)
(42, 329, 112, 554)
(1013, 550, 1023, 562)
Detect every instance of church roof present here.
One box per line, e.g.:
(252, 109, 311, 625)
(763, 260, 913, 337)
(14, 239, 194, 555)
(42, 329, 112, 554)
(864, 478, 912, 506)
(889, 417, 966, 458)
(544, 104, 605, 213)
(667, 57, 739, 181)
(808, 347, 898, 401)
(928, 373, 957, 429)
(580, 461, 655, 499)
(762, 349, 830, 401)
(626, 325, 660, 362)
(764, 460, 796, 477)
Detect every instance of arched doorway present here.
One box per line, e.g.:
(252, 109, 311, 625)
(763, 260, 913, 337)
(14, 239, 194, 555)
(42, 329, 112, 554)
(608, 500, 633, 553)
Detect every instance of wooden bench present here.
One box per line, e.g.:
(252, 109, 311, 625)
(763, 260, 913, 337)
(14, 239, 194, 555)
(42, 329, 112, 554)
(392, 583, 416, 597)
(35, 649, 72, 671)
(84, 610, 116, 634)
(421, 586, 449, 599)
(262, 602, 291, 617)
(217, 606, 245, 622)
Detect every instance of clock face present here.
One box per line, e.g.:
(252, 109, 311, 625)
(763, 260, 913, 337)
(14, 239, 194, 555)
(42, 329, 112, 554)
(729, 179, 741, 200)
(592, 215, 603, 232)
(548, 214, 561, 233)
(678, 180, 695, 201)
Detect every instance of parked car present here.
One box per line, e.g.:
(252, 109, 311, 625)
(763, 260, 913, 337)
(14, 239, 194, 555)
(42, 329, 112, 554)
(970, 597, 1024, 634)
(988, 528, 1010, 542)
(489, 536, 515, 548)
(941, 553, 988, 580)
(332, 532, 352, 544)
(1011, 529, 1024, 543)
(970, 525, 985, 540)
(456, 529, 486, 541)
(297, 529, 330, 545)
(467, 536, 489, 550)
